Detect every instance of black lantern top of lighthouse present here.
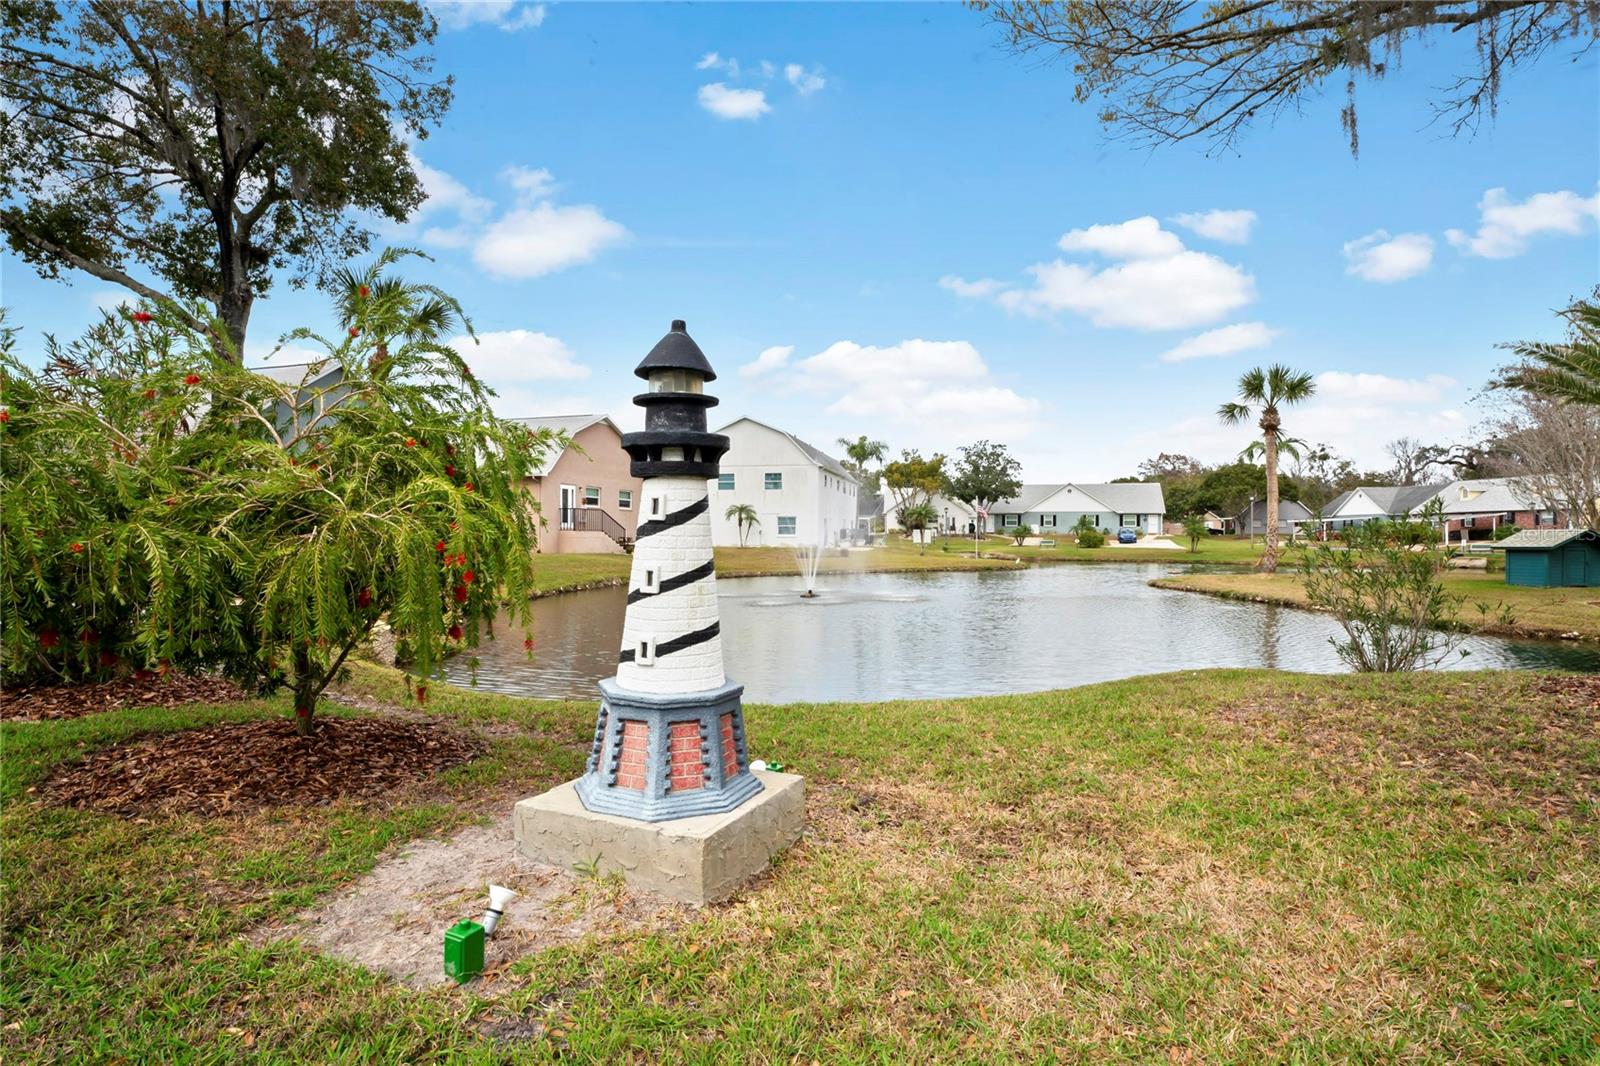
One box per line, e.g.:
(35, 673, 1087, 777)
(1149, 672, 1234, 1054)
(622, 320, 730, 480)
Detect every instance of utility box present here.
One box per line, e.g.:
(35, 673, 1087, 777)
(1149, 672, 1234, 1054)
(443, 920, 484, 983)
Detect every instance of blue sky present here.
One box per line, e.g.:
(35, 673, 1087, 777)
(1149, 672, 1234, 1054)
(5, 2, 1598, 479)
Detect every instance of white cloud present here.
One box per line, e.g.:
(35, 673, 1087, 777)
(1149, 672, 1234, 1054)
(1159, 322, 1281, 363)
(784, 63, 826, 95)
(1314, 370, 1455, 405)
(451, 330, 590, 386)
(938, 275, 1005, 299)
(740, 345, 794, 377)
(93, 290, 133, 313)
(409, 149, 493, 226)
(1057, 216, 1185, 259)
(429, 1, 545, 31)
(696, 51, 739, 77)
(1444, 186, 1600, 258)
(953, 217, 1256, 330)
(1342, 230, 1434, 282)
(791, 339, 1040, 426)
(473, 202, 628, 279)
(1170, 209, 1257, 244)
(501, 165, 555, 201)
(697, 82, 769, 121)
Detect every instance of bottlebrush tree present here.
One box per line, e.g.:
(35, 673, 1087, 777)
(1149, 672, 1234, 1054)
(1, 269, 554, 736)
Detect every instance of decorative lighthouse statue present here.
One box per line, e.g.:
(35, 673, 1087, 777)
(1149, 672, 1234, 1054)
(572, 320, 762, 821)
(517, 320, 802, 904)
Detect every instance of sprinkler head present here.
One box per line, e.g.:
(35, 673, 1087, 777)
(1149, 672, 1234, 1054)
(481, 883, 517, 936)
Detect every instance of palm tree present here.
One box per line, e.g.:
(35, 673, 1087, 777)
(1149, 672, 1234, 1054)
(836, 435, 888, 491)
(901, 502, 939, 554)
(725, 503, 759, 547)
(1219, 365, 1316, 573)
(1499, 296, 1600, 406)
(332, 247, 473, 347)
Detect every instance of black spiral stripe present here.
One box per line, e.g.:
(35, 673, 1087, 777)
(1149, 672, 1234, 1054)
(618, 621, 720, 664)
(634, 495, 708, 541)
(627, 559, 716, 605)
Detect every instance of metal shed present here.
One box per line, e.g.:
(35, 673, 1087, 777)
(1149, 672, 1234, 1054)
(1498, 529, 1600, 588)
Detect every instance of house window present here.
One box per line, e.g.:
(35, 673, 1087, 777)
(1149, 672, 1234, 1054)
(618, 489, 632, 510)
(583, 486, 600, 507)
(1040, 514, 1056, 527)
(764, 472, 783, 490)
(717, 473, 735, 491)
(1003, 514, 1019, 527)
(1120, 514, 1137, 527)
(777, 516, 797, 536)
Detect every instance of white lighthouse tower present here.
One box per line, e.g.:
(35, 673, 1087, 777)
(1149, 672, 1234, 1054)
(570, 320, 762, 821)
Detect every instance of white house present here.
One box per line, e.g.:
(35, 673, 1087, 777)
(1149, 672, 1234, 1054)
(885, 493, 978, 535)
(987, 482, 1166, 536)
(708, 418, 860, 547)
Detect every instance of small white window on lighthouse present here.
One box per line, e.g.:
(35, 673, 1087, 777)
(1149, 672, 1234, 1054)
(643, 568, 659, 593)
(636, 638, 655, 666)
(650, 495, 663, 517)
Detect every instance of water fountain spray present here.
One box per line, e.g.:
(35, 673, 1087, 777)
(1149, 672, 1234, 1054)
(791, 540, 824, 598)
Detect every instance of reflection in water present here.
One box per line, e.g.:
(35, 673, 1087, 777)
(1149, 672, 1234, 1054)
(439, 565, 1600, 703)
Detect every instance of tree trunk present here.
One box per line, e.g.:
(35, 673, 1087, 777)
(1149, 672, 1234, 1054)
(216, 282, 253, 361)
(292, 644, 318, 737)
(1262, 428, 1280, 574)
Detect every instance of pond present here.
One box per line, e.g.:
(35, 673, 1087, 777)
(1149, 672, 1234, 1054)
(440, 564, 1600, 703)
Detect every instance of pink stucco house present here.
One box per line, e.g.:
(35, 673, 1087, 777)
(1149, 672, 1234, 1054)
(515, 415, 641, 554)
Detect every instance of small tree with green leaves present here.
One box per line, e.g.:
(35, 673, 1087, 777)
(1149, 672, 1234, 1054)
(1300, 541, 1464, 672)
(724, 503, 759, 547)
(0, 262, 554, 736)
(1182, 513, 1207, 552)
(901, 502, 939, 553)
(1010, 522, 1033, 547)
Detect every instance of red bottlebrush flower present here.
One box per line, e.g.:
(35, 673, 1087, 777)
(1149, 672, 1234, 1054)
(348, 326, 361, 337)
(462, 570, 475, 585)
(158, 659, 171, 675)
(288, 457, 298, 467)
(415, 684, 428, 705)
(447, 624, 463, 641)
(80, 628, 98, 644)
(133, 311, 153, 324)
(99, 650, 118, 668)
(358, 285, 370, 298)
(523, 637, 534, 651)
(445, 464, 455, 477)
(357, 587, 373, 608)
(0, 409, 8, 423)
(143, 388, 157, 400)
(38, 628, 60, 649)
(446, 445, 456, 457)
(435, 540, 447, 553)
(453, 585, 469, 603)
(184, 373, 201, 386)
(450, 521, 459, 530)
(69, 542, 85, 553)
(404, 438, 417, 448)
(463, 483, 474, 493)
(295, 705, 311, 719)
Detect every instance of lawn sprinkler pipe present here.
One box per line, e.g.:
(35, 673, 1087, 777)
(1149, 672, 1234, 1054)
(481, 883, 517, 936)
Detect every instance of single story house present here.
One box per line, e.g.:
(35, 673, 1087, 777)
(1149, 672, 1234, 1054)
(1432, 478, 1566, 540)
(1233, 498, 1314, 537)
(1320, 484, 1445, 531)
(986, 482, 1166, 536)
(1500, 528, 1600, 587)
(886, 493, 979, 536)
(512, 414, 641, 554)
(709, 417, 860, 547)
(251, 360, 349, 443)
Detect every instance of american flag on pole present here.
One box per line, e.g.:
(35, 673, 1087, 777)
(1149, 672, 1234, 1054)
(976, 505, 988, 522)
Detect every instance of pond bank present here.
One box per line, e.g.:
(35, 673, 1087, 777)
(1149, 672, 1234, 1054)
(1153, 570, 1600, 644)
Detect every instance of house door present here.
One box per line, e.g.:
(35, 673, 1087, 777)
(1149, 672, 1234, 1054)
(559, 485, 577, 530)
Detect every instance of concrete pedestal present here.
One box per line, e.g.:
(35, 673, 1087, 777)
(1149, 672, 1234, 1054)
(514, 769, 804, 905)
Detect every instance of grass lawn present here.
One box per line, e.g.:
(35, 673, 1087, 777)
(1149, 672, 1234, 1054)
(5, 666, 1598, 1061)
(534, 539, 1020, 595)
(1003, 535, 1267, 566)
(1154, 569, 1600, 644)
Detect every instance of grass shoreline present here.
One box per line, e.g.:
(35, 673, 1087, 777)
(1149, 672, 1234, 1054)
(533, 538, 1263, 598)
(5, 665, 1598, 1061)
(1153, 570, 1600, 645)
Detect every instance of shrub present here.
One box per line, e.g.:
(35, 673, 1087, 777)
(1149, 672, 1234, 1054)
(1077, 527, 1106, 548)
(1011, 523, 1033, 546)
(1300, 542, 1464, 672)
(0, 266, 556, 735)
(1492, 524, 1520, 541)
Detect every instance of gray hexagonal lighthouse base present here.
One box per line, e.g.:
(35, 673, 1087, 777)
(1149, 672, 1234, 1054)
(513, 679, 804, 905)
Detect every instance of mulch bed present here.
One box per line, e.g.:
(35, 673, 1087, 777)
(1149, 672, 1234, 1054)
(41, 716, 483, 817)
(1, 674, 250, 722)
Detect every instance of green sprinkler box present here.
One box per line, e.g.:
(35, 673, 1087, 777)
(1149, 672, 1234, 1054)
(444, 919, 485, 983)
